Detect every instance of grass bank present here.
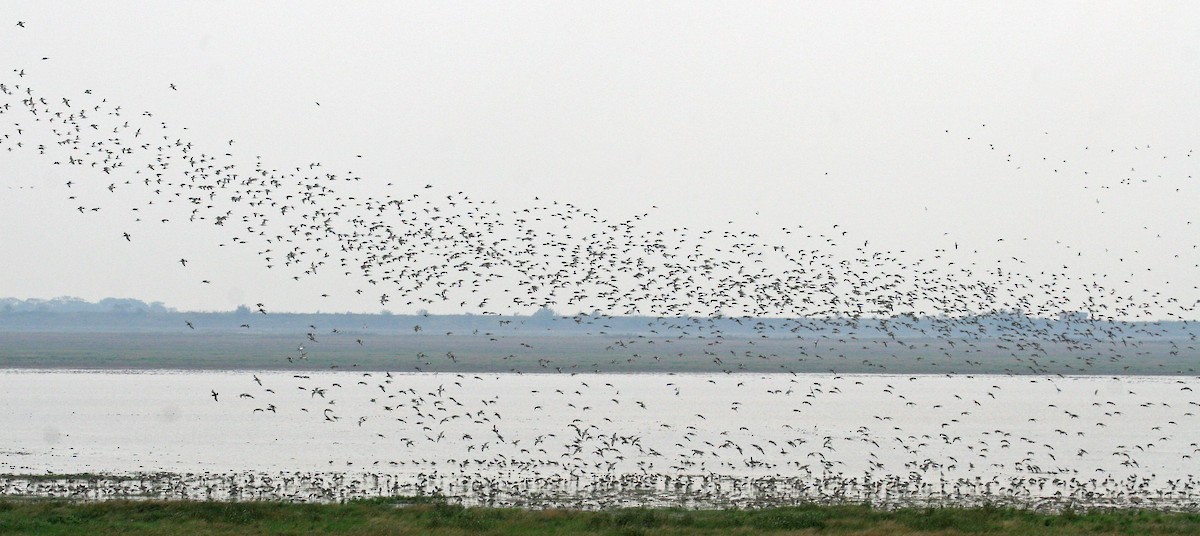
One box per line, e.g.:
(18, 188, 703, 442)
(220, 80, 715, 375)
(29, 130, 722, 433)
(2, 498, 1200, 535)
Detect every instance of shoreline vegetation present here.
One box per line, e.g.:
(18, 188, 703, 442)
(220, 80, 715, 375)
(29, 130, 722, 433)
(3, 471, 1198, 515)
(3, 498, 1200, 535)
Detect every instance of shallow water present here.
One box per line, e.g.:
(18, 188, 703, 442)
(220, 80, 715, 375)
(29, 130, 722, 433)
(2, 370, 1198, 508)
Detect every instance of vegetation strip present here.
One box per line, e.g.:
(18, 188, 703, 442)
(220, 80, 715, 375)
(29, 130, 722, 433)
(3, 499, 1200, 535)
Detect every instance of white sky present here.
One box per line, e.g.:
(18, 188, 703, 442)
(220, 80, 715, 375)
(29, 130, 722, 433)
(1, 2, 1198, 316)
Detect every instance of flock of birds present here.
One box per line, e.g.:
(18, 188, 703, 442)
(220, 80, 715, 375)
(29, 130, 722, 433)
(3, 18, 1200, 508)
(3, 372, 1200, 510)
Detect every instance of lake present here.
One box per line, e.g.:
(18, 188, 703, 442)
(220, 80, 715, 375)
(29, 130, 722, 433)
(2, 369, 1198, 509)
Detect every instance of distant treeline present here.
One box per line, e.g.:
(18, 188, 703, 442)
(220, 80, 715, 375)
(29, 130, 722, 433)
(0, 297, 1195, 342)
(0, 297, 174, 314)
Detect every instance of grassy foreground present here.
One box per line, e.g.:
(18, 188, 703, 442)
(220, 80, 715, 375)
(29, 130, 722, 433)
(2, 499, 1200, 535)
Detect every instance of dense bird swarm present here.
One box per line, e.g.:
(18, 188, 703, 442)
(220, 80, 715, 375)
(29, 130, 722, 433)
(3, 18, 1200, 508)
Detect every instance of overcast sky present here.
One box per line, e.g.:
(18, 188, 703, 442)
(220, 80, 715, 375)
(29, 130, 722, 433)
(1, 2, 1198, 315)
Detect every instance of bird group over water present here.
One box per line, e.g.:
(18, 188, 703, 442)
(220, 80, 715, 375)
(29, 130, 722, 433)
(3, 18, 1200, 509)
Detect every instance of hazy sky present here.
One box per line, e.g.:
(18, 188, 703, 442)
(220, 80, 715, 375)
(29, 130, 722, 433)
(2, 2, 1198, 315)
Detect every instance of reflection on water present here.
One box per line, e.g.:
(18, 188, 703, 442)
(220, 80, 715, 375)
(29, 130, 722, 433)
(2, 370, 1199, 509)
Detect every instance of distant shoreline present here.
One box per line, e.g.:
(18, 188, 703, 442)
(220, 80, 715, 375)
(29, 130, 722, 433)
(2, 329, 1197, 375)
(0, 333, 1195, 376)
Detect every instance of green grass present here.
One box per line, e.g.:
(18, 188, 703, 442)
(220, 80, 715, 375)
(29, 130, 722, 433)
(2, 499, 1200, 535)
